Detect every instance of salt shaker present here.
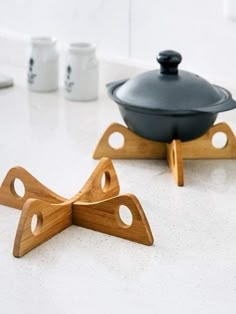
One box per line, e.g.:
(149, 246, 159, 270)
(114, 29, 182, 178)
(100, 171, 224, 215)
(27, 37, 59, 92)
(64, 42, 98, 101)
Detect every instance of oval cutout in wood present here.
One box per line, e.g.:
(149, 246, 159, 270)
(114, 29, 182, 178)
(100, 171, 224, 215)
(117, 205, 133, 228)
(31, 213, 43, 236)
(212, 132, 228, 149)
(108, 132, 125, 149)
(11, 178, 25, 198)
(101, 171, 111, 192)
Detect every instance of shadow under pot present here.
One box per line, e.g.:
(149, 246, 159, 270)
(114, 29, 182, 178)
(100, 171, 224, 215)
(106, 50, 236, 143)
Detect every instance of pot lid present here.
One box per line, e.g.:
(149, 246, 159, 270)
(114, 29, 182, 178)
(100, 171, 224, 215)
(110, 50, 236, 114)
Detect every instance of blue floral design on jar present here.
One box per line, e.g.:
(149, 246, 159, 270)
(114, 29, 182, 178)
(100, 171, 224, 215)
(64, 65, 74, 93)
(27, 58, 37, 84)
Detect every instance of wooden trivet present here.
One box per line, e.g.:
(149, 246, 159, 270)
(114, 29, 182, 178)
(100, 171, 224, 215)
(0, 158, 153, 257)
(93, 122, 236, 186)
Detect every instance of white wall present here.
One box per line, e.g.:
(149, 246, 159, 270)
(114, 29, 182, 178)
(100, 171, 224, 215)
(0, 0, 130, 57)
(131, 0, 236, 84)
(1, 0, 236, 84)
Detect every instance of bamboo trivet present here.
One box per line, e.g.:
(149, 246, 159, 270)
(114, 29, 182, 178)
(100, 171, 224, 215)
(93, 122, 236, 186)
(0, 158, 153, 257)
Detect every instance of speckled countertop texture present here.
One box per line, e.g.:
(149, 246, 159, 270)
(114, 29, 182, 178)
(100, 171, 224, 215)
(0, 65, 236, 314)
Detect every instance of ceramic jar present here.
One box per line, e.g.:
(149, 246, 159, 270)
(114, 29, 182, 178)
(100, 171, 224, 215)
(64, 42, 98, 101)
(27, 37, 59, 92)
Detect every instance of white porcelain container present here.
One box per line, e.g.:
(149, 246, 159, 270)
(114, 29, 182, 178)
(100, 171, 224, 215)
(27, 37, 59, 92)
(64, 42, 98, 101)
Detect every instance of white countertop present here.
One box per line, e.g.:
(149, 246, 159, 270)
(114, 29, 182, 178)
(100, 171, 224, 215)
(0, 65, 236, 314)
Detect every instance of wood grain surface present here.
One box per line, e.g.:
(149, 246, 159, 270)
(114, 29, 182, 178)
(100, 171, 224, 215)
(0, 158, 154, 257)
(93, 122, 236, 186)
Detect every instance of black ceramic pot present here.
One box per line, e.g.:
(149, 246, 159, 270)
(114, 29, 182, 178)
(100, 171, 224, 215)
(107, 50, 236, 142)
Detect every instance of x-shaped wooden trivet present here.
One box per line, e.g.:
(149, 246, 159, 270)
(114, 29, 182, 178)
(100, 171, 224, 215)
(0, 158, 153, 257)
(93, 122, 236, 186)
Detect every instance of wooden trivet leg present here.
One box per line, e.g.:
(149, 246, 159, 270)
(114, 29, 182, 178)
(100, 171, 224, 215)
(166, 140, 184, 186)
(13, 199, 72, 257)
(0, 167, 66, 210)
(182, 122, 236, 159)
(74, 157, 120, 202)
(73, 194, 154, 246)
(93, 123, 166, 159)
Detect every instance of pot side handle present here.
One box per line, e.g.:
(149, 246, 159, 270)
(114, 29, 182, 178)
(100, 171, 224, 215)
(106, 79, 128, 97)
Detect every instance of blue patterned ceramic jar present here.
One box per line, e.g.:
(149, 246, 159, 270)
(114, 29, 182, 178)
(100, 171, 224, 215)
(64, 42, 98, 101)
(27, 37, 58, 92)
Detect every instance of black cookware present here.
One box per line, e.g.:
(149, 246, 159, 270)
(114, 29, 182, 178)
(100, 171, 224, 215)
(107, 50, 236, 142)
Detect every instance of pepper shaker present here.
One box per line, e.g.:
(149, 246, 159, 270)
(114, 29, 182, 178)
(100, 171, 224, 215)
(27, 37, 59, 92)
(64, 42, 98, 101)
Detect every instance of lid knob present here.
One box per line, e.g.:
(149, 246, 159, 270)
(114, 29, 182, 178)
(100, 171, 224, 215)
(157, 50, 182, 75)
